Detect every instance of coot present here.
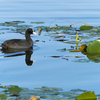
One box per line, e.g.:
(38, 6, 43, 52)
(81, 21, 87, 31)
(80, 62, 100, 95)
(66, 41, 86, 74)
(1, 28, 37, 49)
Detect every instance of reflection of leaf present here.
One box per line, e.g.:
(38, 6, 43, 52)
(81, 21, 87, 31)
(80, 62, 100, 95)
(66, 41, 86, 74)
(87, 54, 100, 63)
(77, 91, 97, 100)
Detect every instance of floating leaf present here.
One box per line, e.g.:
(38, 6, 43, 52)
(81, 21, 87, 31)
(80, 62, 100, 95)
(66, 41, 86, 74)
(30, 22, 45, 24)
(56, 39, 67, 42)
(0, 95, 7, 99)
(29, 95, 40, 100)
(57, 27, 61, 29)
(79, 44, 87, 52)
(50, 56, 61, 58)
(54, 35, 65, 38)
(35, 40, 40, 42)
(71, 89, 86, 92)
(8, 86, 23, 95)
(34, 86, 62, 91)
(69, 44, 88, 53)
(0, 85, 8, 88)
(11, 20, 25, 23)
(87, 39, 100, 54)
(16, 25, 33, 28)
(5, 22, 11, 24)
(80, 25, 93, 30)
(47, 32, 59, 36)
(51, 26, 56, 29)
(57, 48, 66, 52)
(70, 50, 81, 52)
(77, 91, 97, 100)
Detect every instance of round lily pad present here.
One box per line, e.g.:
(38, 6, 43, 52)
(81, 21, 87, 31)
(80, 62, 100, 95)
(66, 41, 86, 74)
(87, 39, 100, 54)
(80, 25, 93, 30)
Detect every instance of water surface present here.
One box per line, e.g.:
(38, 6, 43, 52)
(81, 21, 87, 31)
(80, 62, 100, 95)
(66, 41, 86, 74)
(0, 0, 100, 96)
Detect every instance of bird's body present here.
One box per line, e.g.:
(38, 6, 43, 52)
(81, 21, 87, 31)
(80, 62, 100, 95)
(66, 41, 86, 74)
(1, 28, 36, 49)
(1, 39, 33, 49)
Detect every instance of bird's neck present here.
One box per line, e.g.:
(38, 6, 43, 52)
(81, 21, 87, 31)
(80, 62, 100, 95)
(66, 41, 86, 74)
(25, 34, 32, 41)
(25, 32, 33, 47)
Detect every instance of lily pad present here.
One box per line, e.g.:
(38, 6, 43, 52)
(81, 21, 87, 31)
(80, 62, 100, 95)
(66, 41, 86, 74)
(0, 94, 7, 99)
(8, 86, 23, 95)
(77, 91, 97, 100)
(30, 22, 45, 24)
(87, 39, 100, 54)
(11, 21, 25, 23)
(80, 25, 93, 30)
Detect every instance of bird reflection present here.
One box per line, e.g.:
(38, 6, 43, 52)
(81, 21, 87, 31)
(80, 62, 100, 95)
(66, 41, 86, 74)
(1, 48, 36, 66)
(25, 50, 36, 66)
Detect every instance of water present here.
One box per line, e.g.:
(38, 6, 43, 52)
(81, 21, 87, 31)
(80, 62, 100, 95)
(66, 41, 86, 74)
(0, 0, 100, 95)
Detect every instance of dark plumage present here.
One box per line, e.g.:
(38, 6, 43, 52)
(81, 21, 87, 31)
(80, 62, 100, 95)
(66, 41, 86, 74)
(1, 28, 37, 49)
